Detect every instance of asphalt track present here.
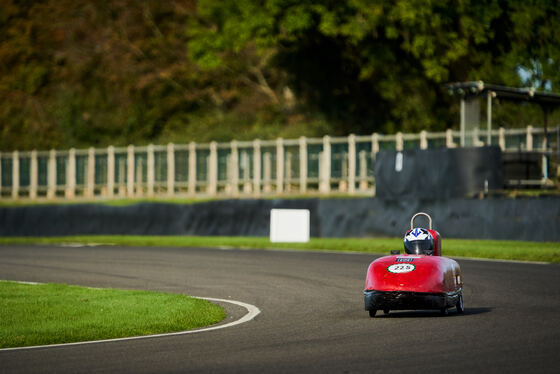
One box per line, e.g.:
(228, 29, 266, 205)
(1, 245, 559, 373)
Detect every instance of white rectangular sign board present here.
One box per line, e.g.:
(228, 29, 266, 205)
(270, 209, 310, 243)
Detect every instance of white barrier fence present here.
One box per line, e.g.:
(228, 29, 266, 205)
(0, 126, 557, 200)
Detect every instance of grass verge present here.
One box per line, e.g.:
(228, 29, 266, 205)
(0, 236, 558, 263)
(0, 193, 370, 207)
(0, 281, 226, 349)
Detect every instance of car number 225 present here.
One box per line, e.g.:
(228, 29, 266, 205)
(387, 264, 416, 273)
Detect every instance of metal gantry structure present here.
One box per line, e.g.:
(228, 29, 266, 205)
(0, 126, 558, 201)
(446, 81, 560, 146)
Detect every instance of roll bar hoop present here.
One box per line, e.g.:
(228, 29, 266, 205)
(410, 212, 432, 230)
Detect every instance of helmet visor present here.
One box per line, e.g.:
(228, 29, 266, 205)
(404, 239, 433, 255)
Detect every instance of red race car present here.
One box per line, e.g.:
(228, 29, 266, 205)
(364, 212, 464, 317)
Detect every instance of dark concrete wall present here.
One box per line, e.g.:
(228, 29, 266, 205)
(0, 197, 558, 242)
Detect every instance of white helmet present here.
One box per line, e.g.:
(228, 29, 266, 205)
(404, 228, 434, 255)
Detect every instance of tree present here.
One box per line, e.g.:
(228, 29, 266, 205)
(1, 0, 559, 151)
(189, 0, 560, 133)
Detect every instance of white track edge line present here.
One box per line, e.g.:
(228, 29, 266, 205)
(0, 291, 260, 352)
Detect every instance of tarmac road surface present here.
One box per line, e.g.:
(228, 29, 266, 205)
(1, 245, 559, 373)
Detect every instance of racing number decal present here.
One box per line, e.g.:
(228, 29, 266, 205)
(387, 264, 416, 273)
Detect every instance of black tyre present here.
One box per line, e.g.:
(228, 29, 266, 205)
(440, 307, 449, 316)
(456, 293, 464, 314)
(383, 309, 390, 315)
(369, 309, 377, 318)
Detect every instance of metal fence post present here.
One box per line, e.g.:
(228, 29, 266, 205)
(107, 146, 115, 198)
(127, 145, 135, 197)
(285, 151, 293, 192)
(66, 148, 76, 199)
(359, 150, 368, 191)
(541, 129, 548, 180)
(147, 144, 155, 197)
(241, 150, 251, 193)
(117, 156, 126, 196)
(276, 138, 284, 193)
(372, 133, 379, 156)
(12, 151, 19, 199)
(557, 125, 560, 180)
(208, 141, 218, 196)
(87, 147, 95, 198)
(30, 150, 38, 199)
(188, 142, 197, 197)
(396, 132, 404, 151)
(446, 129, 456, 148)
(499, 127, 506, 151)
(339, 152, 348, 192)
(473, 128, 484, 146)
(135, 158, 143, 197)
(47, 150, 56, 199)
(299, 136, 307, 193)
(253, 139, 261, 196)
(526, 125, 533, 151)
(320, 135, 331, 193)
(348, 134, 356, 194)
(230, 140, 239, 196)
(371, 134, 379, 197)
(420, 131, 428, 149)
(487, 91, 494, 145)
(167, 143, 175, 197)
(460, 97, 466, 146)
(263, 152, 272, 193)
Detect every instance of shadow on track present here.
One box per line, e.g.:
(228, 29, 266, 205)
(371, 307, 493, 318)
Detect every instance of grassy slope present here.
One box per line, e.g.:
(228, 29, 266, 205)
(0, 281, 226, 349)
(0, 235, 558, 263)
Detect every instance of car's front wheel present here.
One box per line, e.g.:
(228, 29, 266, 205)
(369, 309, 377, 318)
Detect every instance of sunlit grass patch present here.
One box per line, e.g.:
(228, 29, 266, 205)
(0, 281, 226, 348)
(1, 235, 558, 263)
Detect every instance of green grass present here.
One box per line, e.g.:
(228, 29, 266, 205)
(0, 197, 212, 207)
(0, 281, 226, 349)
(0, 188, 557, 208)
(0, 193, 371, 207)
(1, 235, 558, 263)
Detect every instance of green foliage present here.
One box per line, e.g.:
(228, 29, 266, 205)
(190, 0, 560, 133)
(1, 0, 559, 151)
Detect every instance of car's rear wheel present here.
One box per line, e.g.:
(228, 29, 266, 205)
(456, 293, 464, 314)
(368, 309, 377, 318)
(383, 309, 390, 315)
